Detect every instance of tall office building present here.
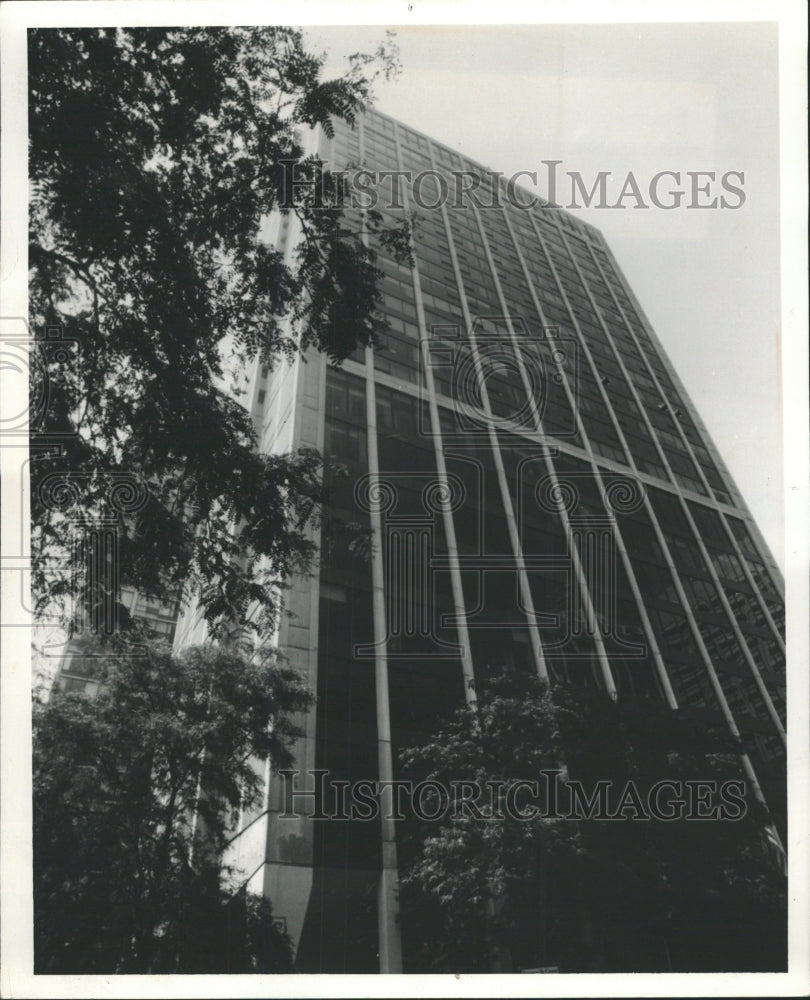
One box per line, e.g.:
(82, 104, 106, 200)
(174, 107, 787, 973)
(54, 586, 181, 697)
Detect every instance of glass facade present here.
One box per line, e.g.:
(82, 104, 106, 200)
(253, 108, 785, 972)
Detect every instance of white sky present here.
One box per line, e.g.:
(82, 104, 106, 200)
(305, 22, 785, 569)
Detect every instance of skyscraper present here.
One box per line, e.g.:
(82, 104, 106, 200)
(174, 106, 786, 973)
(54, 586, 181, 697)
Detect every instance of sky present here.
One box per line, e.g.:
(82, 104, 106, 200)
(304, 22, 785, 569)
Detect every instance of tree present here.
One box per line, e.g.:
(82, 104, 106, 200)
(28, 26, 411, 641)
(32, 641, 312, 973)
(397, 667, 787, 974)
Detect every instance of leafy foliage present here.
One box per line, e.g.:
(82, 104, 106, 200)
(28, 26, 408, 639)
(33, 642, 312, 973)
(398, 667, 787, 973)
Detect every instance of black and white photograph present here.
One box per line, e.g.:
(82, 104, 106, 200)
(1, 2, 807, 996)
